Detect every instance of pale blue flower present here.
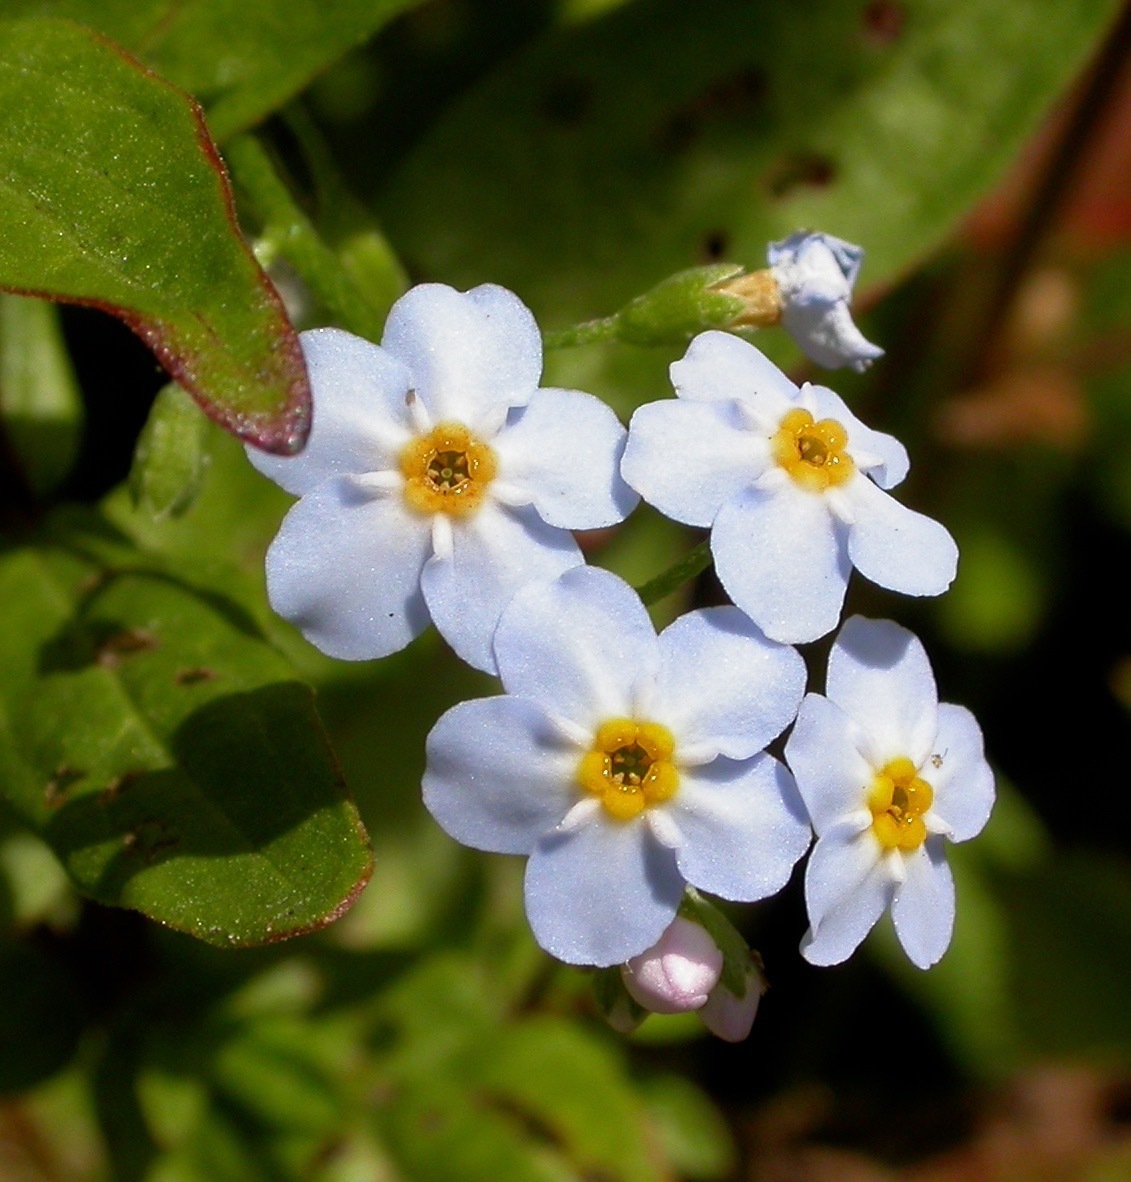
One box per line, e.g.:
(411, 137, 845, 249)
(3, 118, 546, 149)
(422, 566, 809, 966)
(248, 283, 637, 673)
(785, 616, 995, 969)
(769, 231, 884, 372)
(622, 332, 958, 644)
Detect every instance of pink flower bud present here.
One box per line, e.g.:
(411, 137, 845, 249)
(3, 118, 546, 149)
(698, 958, 765, 1042)
(621, 918, 723, 1014)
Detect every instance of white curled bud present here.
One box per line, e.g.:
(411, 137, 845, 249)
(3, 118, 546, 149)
(768, 231, 884, 372)
(699, 954, 766, 1042)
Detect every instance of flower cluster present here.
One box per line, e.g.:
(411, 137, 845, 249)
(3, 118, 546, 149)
(250, 249, 994, 1038)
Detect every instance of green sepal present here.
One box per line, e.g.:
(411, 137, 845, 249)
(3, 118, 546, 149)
(615, 264, 746, 344)
(591, 965, 649, 1034)
(679, 888, 758, 999)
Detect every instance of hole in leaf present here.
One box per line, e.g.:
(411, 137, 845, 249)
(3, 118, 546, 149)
(701, 230, 731, 260)
(765, 152, 837, 197)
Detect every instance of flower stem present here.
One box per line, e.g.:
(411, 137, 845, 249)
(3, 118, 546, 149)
(542, 315, 621, 349)
(226, 133, 394, 342)
(635, 539, 713, 606)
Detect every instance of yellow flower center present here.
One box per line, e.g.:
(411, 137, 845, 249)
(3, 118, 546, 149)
(770, 408, 855, 492)
(400, 422, 497, 516)
(577, 719, 680, 822)
(867, 757, 934, 851)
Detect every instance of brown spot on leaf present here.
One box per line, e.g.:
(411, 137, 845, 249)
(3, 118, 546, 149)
(862, 0, 906, 45)
(97, 628, 158, 669)
(100, 771, 142, 804)
(45, 765, 84, 809)
(175, 666, 218, 686)
(765, 152, 837, 198)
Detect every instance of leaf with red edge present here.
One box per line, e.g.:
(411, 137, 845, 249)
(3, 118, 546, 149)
(0, 18, 309, 454)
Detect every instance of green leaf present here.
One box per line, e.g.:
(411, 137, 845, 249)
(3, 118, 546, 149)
(383, 0, 1120, 323)
(130, 383, 212, 522)
(638, 1074, 735, 1181)
(0, 18, 310, 453)
(0, 513, 372, 946)
(0, 293, 83, 497)
(0, 0, 427, 142)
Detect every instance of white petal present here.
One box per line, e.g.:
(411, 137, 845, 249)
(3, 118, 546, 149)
(524, 817, 684, 966)
(782, 302, 884, 373)
(653, 607, 805, 758)
(923, 704, 995, 842)
(826, 616, 939, 767)
(667, 754, 810, 902)
(802, 820, 895, 966)
(423, 696, 581, 855)
(622, 399, 765, 528)
(769, 232, 860, 296)
(493, 388, 637, 529)
(493, 566, 659, 730)
(380, 283, 542, 426)
(785, 693, 874, 834)
(248, 329, 412, 496)
(891, 838, 955, 969)
(264, 478, 430, 660)
(802, 384, 908, 488)
(670, 330, 798, 423)
(843, 476, 958, 598)
(711, 482, 851, 645)
(420, 501, 581, 675)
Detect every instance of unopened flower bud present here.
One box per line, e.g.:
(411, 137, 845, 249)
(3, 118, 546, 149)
(699, 954, 766, 1043)
(767, 230, 884, 372)
(621, 917, 723, 1014)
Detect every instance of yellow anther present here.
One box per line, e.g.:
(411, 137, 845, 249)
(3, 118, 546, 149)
(868, 757, 934, 852)
(577, 718, 680, 821)
(771, 408, 855, 492)
(400, 422, 497, 516)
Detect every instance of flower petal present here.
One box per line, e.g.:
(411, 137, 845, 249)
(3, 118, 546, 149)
(622, 399, 765, 528)
(264, 478, 430, 660)
(891, 838, 955, 969)
(826, 616, 938, 767)
(248, 329, 412, 496)
(782, 302, 884, 374)
(785, 693, 874, 834)
(525, 816, 684, 965)
(923, 703, 995, 842)
(667, 754, 810, 902)
(421, 501, 581, 674)
(670, 330, 798, 422)
(843, 476, 959, 597)
(802, 820, 894, 967)
(380, 283, 542, 426)
(712, 482, 851, 645)
(493, 566, 659, 730)
(423, 696, 581, 855)
(493, 388, 637, 529)
(653, 607, 805, 758)
(802, 384, 908, 488)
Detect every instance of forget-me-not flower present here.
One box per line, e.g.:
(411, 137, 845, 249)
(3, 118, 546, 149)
(422, 566, 810, 966)
(248, 283, 637, 673)
(785, 616, 995, 969)
(768, 231, 884, 372)
(622, 331, 958, 644)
